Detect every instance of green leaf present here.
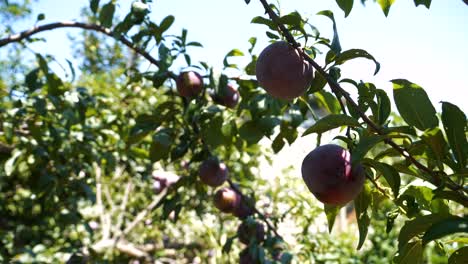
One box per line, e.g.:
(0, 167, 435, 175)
(398, 213, 450, 250)
(375, 89, 390, 125)
(201, 115, 224, 148)
(150, 131, 172, 162)
(99, 1, 115, 28)
(315, 90, 341, 114)
(433, 190, 468, 206)
(394, 241, 423, 264)
(317, 10, 341, 54)
(303, 114, 360, 136)
(414, 0, 431, 8)
(186, 41, 203, 47)
(448, 247, 468, 264)
(272, 134, 285, 153)
(90, 0, 100, 14)
(421, 127, 448, 162)
(335, 49, 380, 75)
(355, 183, 371, 249)
(401, 185, 449, 214)
(279, 11, 303, 28)
(244, 0, 251, 4)
(239, 121, 264, 145)
(324, 204, 340, 233)
(159, 15, 175, 34)
(336, 0, 354, 17)
(377, 0, 396, 17)
(266, 31, 280, 39)
(222, 236, 235, 253)
(25, 68, 42, 92)
(251, 16, 276, 31)
(280, 252, 293, 264)
(128, 115, 160, 145)
(37, 13, 45, 21)
(351, 135, 386, 163)
(223, 49, 244, 68)
(422, 217, 468, 245)
(308, 71, 327, 93)
(364, 159, 400, 198)
(392, 79, 438, 131)
(441, 102, 467, 170)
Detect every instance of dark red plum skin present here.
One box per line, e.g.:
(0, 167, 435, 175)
(256, 41, 313, 100)
(176, 71, 203, 98)
(212, 83, 240, 108)
(301, 144, 365, 205)
(199, 159, 228, 187)
(213, 187, 241, 213)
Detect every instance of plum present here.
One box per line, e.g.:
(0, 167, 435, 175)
(256, 41, 313, 100)
(301, 144, 365, 205)
(176, 71, 203, 98)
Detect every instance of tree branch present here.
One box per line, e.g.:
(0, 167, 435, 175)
(93, 162, 111, 240)
(257, 0, 468, 202)
(0, 142, 13, 155)
(227, 179, 284, 241)
(0, 21, 177, 79)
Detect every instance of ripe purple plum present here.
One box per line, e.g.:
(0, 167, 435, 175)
(301, 144, 365, 205)
(199, 158, 228, 187)
(176, 71, 203, 98)
(211, 83, 240, 108)
(213, 187, 241, 213)
(256, 41, 313, 100)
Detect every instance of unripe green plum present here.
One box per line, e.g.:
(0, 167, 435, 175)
(301, 144, 365, 205)
(256, 41, 313, 100)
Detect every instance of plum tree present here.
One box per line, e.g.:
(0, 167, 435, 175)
(211, 83, 240, 108)
(213, 187, 241, 213)
(256, 41, 313, 100)
(198, 158, 229, 187)
(301, 144, 365, 205)
(176, 71, 204, 98)
(237, 220, 265, 245)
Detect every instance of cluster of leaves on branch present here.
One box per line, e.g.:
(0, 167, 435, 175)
(1, 0, 467, 263)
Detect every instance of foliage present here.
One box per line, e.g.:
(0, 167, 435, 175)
(0, 0, 467, 263)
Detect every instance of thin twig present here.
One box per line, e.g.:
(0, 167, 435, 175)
(93, 162, 110, 240)
(257, 0, 468, 202)
(115, 181, 133, 233)
(227, 179, 284, 240)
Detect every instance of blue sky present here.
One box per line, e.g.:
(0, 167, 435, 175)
(7, 0, 468, 111)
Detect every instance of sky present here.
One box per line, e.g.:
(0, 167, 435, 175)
(4, 0, 468, 112)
